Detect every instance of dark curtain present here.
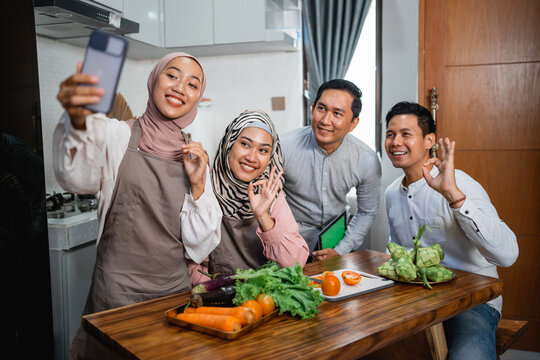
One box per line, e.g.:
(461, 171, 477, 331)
(303, 0, 372, 124)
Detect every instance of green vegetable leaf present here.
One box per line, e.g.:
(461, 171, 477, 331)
(233, 263, 324, 319)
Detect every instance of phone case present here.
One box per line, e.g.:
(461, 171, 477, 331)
(82, 30, 128, 114)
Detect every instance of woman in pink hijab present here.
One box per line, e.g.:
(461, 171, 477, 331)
(54, 53, 222, 359)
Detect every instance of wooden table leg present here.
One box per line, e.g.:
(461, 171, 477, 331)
(425, 323, 448, 360)
(361, 323, 448, 360)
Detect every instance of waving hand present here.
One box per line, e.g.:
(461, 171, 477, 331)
(248, 167, 283, 231)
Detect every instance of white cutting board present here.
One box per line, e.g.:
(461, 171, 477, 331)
(311, 268, 394, 301)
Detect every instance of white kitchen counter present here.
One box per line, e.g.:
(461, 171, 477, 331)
(47, 210, 99, 250)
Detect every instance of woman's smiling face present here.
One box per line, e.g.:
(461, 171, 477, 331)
(228, 127, 273, 183)
(152, 57, 203, 119)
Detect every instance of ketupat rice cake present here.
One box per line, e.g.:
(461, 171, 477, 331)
(377, 259, 399, 280)
(394, 257, 417, 281)
(425, 265, 454, 282)
(416, 246, 441, 269)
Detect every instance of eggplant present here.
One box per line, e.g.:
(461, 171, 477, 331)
(189, 284, 236, 308)
(191, 273, 236, 294)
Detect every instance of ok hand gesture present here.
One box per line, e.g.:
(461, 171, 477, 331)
(422, 138, 466, 207)
(248, 167, 283, 232)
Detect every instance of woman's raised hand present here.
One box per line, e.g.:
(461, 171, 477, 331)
(182, 141, 209, 200)
(248, 167, 282, 231)
(56, 62, 104, 130)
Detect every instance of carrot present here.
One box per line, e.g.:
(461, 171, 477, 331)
(187, 306, 255, 326)
(176, 313, 241, 332)
(183, 307, 197, 314)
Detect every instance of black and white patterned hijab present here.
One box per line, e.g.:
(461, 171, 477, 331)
(211, 110, 284, 219)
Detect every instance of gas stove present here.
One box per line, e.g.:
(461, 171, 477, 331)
(46, 192, 98, 219)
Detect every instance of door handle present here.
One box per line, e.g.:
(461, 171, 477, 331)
(430, 87, 439, 124)
(430, 87, 439, 158)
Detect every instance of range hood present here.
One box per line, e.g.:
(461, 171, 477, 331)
(34, 0, 139, 39)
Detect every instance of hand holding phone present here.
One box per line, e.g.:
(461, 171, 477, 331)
(81, 30, 128, 114)
(184, 133, 196, 160)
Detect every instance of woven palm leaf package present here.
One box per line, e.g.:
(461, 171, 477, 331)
(377, 225, 455, 289)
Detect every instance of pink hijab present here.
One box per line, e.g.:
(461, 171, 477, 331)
(135, 52, 206, 162)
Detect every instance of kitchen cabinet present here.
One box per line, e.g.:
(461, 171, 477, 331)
(125, 0, 164, 47)
(157, 0, 298, 57)
(164, 0, 214, 47)
(69, 0, 300, 59)
(49, 242, 96, 360)
(164, 0, 265, 48)
(48, 213, 99, 360)
(213, 0, 266, 44)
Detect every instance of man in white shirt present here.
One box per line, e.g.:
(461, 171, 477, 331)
(384, 101, 518, 360)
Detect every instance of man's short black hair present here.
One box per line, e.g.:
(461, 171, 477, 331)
(385, 101, 436, 137)
(313, 79, 362, 119)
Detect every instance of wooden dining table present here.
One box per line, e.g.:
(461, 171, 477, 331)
(82, 250, 503, 359)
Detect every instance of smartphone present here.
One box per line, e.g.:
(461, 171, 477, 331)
(81, 30, 128, 114)
(185, 133, 196, 159)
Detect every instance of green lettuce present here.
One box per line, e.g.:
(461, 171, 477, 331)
(233, 262, 325, 319)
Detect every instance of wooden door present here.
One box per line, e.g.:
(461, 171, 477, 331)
(419, 0, 540, 352)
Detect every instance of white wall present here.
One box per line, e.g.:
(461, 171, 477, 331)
(36, 36, 303, 194)
(186, 52, 304, 164)
(370, 0, 419, 251)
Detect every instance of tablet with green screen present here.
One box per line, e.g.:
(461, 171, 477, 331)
(318, 211, 347, 250)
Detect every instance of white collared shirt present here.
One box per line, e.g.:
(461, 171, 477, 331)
(281, 126, 381, 253)
(385, 167, 518, 313)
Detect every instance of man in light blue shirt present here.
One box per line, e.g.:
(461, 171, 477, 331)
(384, 101, 518, 360)
(281, 79, 381, 261)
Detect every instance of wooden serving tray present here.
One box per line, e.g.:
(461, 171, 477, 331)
(166, 304, 278, 340)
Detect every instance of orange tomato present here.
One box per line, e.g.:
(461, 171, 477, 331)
(311, 272, 333, 282)
(322, 271, 334, 278)
(241, 300, 263, 321)
(256, 293, 276, 315)
(322, 274, 341, 296)
(341, 271, 362, 286)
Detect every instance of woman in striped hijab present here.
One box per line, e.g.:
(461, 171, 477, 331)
(207, 110, 309, 276)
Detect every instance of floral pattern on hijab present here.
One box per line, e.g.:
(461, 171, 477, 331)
(137, 52, 206, 162)
(211, 110, 284, 219)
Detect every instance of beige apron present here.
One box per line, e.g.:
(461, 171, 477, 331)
(209, 216, 268, 274)
(71, 120, 191, 359)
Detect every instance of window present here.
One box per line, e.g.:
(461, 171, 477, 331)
(345, 0, 377, 152)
